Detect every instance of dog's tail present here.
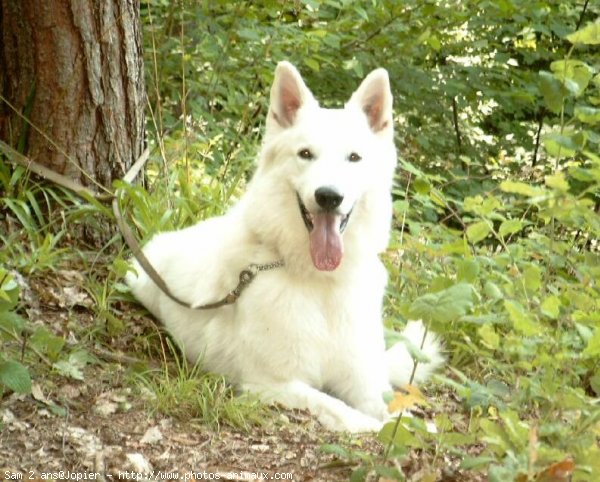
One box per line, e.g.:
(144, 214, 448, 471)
(385, 320, 444, 387)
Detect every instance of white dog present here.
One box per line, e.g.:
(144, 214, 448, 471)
(127, 62, 442, 432)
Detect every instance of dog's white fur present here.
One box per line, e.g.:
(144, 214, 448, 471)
(127, 62, 442, 432)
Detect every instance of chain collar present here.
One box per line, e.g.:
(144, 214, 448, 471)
(188, 260, 285, 310)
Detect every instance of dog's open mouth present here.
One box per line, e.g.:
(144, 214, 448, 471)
(297, 195, 352, 272)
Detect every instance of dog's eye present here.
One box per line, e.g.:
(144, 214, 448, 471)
(298, 148, 315, 160)
(348, 152, 362, 162)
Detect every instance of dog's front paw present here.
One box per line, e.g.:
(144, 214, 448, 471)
(345, 413, 384, 433)
(319, 410, 383, 433)
(356, 399, 389, 422)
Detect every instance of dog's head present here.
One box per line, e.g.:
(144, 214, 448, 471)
(254, 62, 396, 272)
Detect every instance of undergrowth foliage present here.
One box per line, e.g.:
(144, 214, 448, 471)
(136, 339, 267, 431)
(1, 1, 599, 480)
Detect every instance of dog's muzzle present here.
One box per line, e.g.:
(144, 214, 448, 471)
(297, 193, 352, 234)
(297, 191, 353, 271)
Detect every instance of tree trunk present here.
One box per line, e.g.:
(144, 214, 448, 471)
(0, 0, 145, 189)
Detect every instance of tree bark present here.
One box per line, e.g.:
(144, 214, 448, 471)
(0, 0, 145, 189)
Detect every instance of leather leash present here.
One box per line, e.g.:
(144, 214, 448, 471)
(0, 140, 284, 310)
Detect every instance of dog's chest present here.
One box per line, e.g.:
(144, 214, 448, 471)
(232, 270, 381, 385)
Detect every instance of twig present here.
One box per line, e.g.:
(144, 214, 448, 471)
(180, 1, 190, 186)
(20, 331, 28, 362)
(61, 405, 70, 462)
(0, 139, 110, 201)
(531, 112, 544, 167)
(576, 0, 590, 31)
(93, 346, 158, 368)
(341, 6, 413, 50)
(382, 325, 429, 464)
(0, 324, 54, 367)
(0, 93, 111, 194)
(452, 97, 462, 154)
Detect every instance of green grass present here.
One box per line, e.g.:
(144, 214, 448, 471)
(135, 340, 267, 431)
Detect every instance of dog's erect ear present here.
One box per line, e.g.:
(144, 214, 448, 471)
(348, 68, 393, 134)
(268, 61, 316, 129)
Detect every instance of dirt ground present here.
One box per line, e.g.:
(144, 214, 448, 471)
(0, 270, 375, 482)
(0, 267, 478, 482)
(1, 388, 368, 481)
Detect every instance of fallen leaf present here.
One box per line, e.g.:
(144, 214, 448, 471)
(387, 384, 428, 413)
(535, 459, 575, 482)
(140, 425, 163, 445)
(126, 453, 153, 472)
(31, 383, 51, 405)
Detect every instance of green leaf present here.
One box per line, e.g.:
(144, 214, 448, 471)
(414, 177, 430, 194)
(550, 60, 594, 97)
(440, 239, 470, 255)
(489, 465, 519, 482)
(409, 283, 475, 324)
(590, 373, 600, 396)
(504, 300, 540, 336)
(427, 35, 441, 51)
(456, 259, 480, 283)
(499, 410, 528, 449)
(484, 281, 503, 301)
(52, 351, 94, 381)
(303, 58, 320, 72)
(576, 323, 593, 342)
(53, 360, 85, 381)
(499, 219, 524, 238)
(500, 181, 545, 197)
(460, 456, 497, 470)
(566, 22, 600, 45)
(379, 419, 421, 448)
(430, 276, 453, 292)
(459, 314, 503, 324)
(543, 132, 586, 158)
(0, 311, 26, 338)
(464, 195, 484, 214)
(462, 195, 502, 217)
(30, 327, 65, 360)
(478, 324, 500, 349)
(583, 329, 600, 357)
(429, 188, 447, 207)
(350, 467, 369, 482)
(434, 413, 453, 431)
(320, 443, 350, 458)
(393, 200, 409, 216)
(574, 105, 600, 124)
(112, 258, 133, 277)
(479, 418, 511, 451)
(0, 360, 32, 394)
(487, 379, 510, 399)
(237, 28, 260, 41)
(523, 264, 542, 294)
(545, 172, 569, 191)
(466, 221, 491, 244)
(539, 71, 565, 113)
(402, 336, 434, 364)
(374, 465, 405, 480)
(353, 5, 368, 21)
(417, 28, 432, 44)
(481, 197, 502, 216)
(540, 296, 561, 319)
(0, 271, 19, 312)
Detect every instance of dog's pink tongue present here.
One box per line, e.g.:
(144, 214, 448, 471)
(310, 213, 343, 271)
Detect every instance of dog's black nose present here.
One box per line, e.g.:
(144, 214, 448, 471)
(315, 187, 344, 211)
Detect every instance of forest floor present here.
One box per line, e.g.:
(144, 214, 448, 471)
(0, 264, 481, 482)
